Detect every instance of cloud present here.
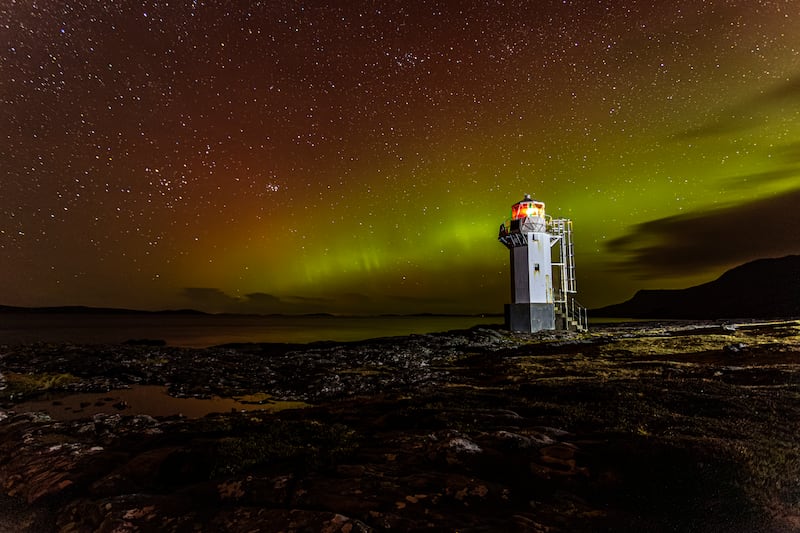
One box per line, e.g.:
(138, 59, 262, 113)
(772, 141, 800, 164)
(606, 187, 800, 278)
(285, 295, 333, 304)
(673, 74, 800, 140)
(242, 292, 281, 305)
(723, 166, 800, 190)
(179, 288, 381, 314)
(181, 288, 241, 310)
(714, 141, 800, 192)
(392, 294, 457, 306)
(181, 287, 285, 314)
(760, 75, 800, 102)
(337, 292, 372, 304)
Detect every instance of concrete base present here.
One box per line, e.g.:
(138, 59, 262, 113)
(505, 303, 555, 333)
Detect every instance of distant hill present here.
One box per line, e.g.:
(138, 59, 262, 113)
(593, 255, 800, 319)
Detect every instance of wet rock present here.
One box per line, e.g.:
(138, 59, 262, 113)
(92, 413, 122, 431)
(493, 430, 555, 450)
(724, 342, 749, 354)
(532, 443, 589, 479)
(90, 447, 182, 496)
(231, 474, 294, 506)
(209, 508, 373, 533)
(56, 493, 198, 532)
(448, 436, 482, 454)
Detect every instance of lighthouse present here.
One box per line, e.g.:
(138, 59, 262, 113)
(498, 194, 586, 333)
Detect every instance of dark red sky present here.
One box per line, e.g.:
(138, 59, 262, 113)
(2, 1, 799, 314)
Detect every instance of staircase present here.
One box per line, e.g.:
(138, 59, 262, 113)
(555, 297, 588, 332)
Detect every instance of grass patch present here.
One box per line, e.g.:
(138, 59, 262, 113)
(0, 372, 79, 400)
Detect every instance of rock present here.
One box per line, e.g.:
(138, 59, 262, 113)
(724, 342, 749, 354)
(493, 430, 555, 449)
(209, 509, 373, 533)
(447, 436, 482, 454)
(90, 447, 182, 496)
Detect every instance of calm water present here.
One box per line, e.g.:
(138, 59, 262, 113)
(0, 313, 504, 348)
(13, 385, 310, 420)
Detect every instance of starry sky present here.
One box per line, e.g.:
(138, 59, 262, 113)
(2, 1, 800, 315)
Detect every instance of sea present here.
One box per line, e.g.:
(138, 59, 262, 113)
(0, 313, 506, 348)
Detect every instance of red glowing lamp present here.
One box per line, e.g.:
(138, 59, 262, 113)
(510, 194, 545, 221)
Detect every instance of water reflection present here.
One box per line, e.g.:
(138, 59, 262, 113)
(14, 385, 310, 420)
(0, 313, 504, 347)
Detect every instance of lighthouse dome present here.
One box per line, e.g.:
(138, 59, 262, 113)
(510, 194, 547, 233)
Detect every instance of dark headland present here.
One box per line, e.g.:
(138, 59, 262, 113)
(2, 318, 800, 532)
(592, 255, 800, 319)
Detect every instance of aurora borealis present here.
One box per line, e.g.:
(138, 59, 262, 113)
(2, 1, 800, 315)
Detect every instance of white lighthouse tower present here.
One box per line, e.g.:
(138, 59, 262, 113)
(498, 194, 586, 333)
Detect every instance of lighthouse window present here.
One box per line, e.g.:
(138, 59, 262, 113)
(534, 263, 540, 271)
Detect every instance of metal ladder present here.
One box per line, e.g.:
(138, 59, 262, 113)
(550, 218, 587, 332)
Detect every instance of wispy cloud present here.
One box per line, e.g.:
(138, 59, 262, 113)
(722, 167, 800, 190)
(181, 288, 286, 314)
(606, 187, 800, 278)
(179, 287, 389, 314)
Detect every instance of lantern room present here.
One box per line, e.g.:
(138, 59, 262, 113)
(511, 194, 546, 221)
(506, 194, 547, 235)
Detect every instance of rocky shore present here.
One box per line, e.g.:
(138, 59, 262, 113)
(1, 320, 799, 532)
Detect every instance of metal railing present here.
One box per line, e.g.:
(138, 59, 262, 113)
(556, 296, 589, 332)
